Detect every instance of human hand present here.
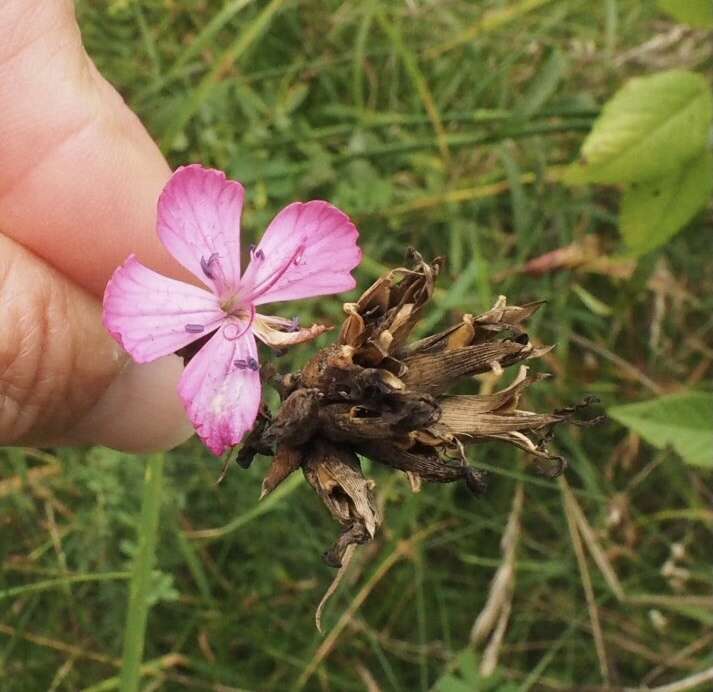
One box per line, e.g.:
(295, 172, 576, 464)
(0, 1, 193, 451)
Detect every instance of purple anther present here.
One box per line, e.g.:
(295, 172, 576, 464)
(247, 357, 259, 371)
(200, 253, 219, 279)
(249, 244, 265, 261)
(288, 316, 300, 333)
(234, 359, 248, 370)
(185, 323, 205, 334)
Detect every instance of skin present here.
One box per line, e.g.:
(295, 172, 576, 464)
(0, 1, 193, 451)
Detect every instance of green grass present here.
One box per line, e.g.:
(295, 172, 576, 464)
(2, 1, 713, 690)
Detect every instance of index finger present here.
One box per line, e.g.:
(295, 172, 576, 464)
(0, 0, 183, 298)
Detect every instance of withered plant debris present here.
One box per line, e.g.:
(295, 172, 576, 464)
(198, 250, 602, 567)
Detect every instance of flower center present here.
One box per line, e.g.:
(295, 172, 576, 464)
(220, 296, 241, 315)
(220, 302, 256, 341)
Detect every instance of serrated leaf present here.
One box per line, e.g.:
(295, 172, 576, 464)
(658, 0, 713, 28)
(608, 392, 713, 468)
(564, 70, 712, 184)
(619, 149, 713, 255)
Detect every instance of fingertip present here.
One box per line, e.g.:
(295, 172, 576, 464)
(66, 355, 194, 452)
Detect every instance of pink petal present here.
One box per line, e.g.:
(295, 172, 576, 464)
(157, 165, 244, 298)
(103, 255, 225, 363)
(239, 201, 361, 306)
(178, 325, 261, 455)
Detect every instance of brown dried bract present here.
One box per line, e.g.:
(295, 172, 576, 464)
(230, 250, 601, 565)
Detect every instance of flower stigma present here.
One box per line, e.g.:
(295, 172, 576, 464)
(221, 303, 256, 341)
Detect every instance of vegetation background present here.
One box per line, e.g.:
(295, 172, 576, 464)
(1, 1, 711, 690)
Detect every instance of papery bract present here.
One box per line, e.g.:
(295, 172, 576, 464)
(103, 165, 361, 455)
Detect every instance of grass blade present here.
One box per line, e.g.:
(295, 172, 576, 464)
(375, 10, 450, 164)
(159, 0, 288, 151)
(0, 572, 129, 602)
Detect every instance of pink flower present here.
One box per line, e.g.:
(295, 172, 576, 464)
(103, 165, 361, 455)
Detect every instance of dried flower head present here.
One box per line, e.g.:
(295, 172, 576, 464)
(102, 165, 361, 454)
(240, 251, 601, 566)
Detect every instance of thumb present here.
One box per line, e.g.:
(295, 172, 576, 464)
(0, 235, 192, 451)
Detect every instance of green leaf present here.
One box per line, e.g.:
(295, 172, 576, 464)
(608, 392, 713, 467)
(658, 0, 713, 28)
(432, 650, 517, 692)
(434, 675, 477, 692)
(619, 149, 713, 255)
(565, 70, 712, 184)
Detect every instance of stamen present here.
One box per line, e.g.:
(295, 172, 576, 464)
(234, 357, 259, 371)
(288, 316, 301, 333)
(243, 242, 305, 303)
(185, 323, 205, 334)
(200, 252, 219, 279)
(249, 245, 265, 261)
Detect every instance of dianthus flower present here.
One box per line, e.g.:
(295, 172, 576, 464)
(103, 165, 361, 455)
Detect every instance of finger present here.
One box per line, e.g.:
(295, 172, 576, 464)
(0, 233, 192, 451)
(0, 1, 195, 450)
(0, 0, 186, 298)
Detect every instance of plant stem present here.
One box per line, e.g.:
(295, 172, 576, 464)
(119, 453, 165, 692)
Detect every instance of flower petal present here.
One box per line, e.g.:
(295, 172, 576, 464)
(157, 164, 244, 297)
(178, 325, 261, 455)
(252, 313, 331, 347)
(240, 201, 361, 306)
(103, 255, 224, 362)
